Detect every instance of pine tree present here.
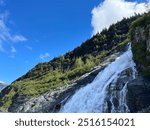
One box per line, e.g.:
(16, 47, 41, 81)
(73, 57, 84, 69)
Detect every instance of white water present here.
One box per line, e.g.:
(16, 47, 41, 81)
(60, 44, 136, 113)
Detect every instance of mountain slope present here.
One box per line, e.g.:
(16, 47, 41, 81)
(0, 15, 140, 111)
(126, 12, 150, 112)
(130, 12, 150, 77)
(0, 81, 8, 92)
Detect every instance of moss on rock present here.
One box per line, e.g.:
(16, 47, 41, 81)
(130, 12, 150, 77)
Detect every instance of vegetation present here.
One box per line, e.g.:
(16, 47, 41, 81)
(130, 12, 150, 77)
(0, 15, 140, 111)
(129, 12, 150, 40)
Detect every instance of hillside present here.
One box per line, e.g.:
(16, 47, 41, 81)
(130, 12, 150, 77)
(0, 81, 7, 92)
(0, 14, 141, 111)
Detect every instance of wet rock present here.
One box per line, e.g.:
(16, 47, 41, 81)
(127, 76, 150, 112)
(106, 67, 135, 113)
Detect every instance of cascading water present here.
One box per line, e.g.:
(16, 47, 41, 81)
(60, 43, 137, 113)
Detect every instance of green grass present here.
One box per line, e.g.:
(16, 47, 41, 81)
(0, 88, 16, 111)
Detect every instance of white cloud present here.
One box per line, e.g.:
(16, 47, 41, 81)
(0, 16, 27, 43)
(91, 0, 150, 35)
(9, 46, 17, 58)
(26, 46, 33, 51)
(39, 52, 50, 60)
(10, 35, 27, 43)
(11, 46, 16, 53)
(0, 10, 27, 53)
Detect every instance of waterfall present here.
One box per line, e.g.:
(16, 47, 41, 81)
(60, 44, 137, 113)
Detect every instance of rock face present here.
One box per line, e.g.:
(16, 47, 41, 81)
(127, 76, 150, 112)
(128, 12, 150, 112)
(8, 53, 120, 112)
(131, 13, 150, 77)
(103, 67, 136, 113)
(103, 66, 150, 113)
(132, 25, 150, 76)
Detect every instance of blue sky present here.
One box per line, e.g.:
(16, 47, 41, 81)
(0, 0, 149, 84)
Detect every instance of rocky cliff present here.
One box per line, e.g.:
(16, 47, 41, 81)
(127, 76, 150, 112)
(127, 12, 150, 112)
(131, 12, 150, 77)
